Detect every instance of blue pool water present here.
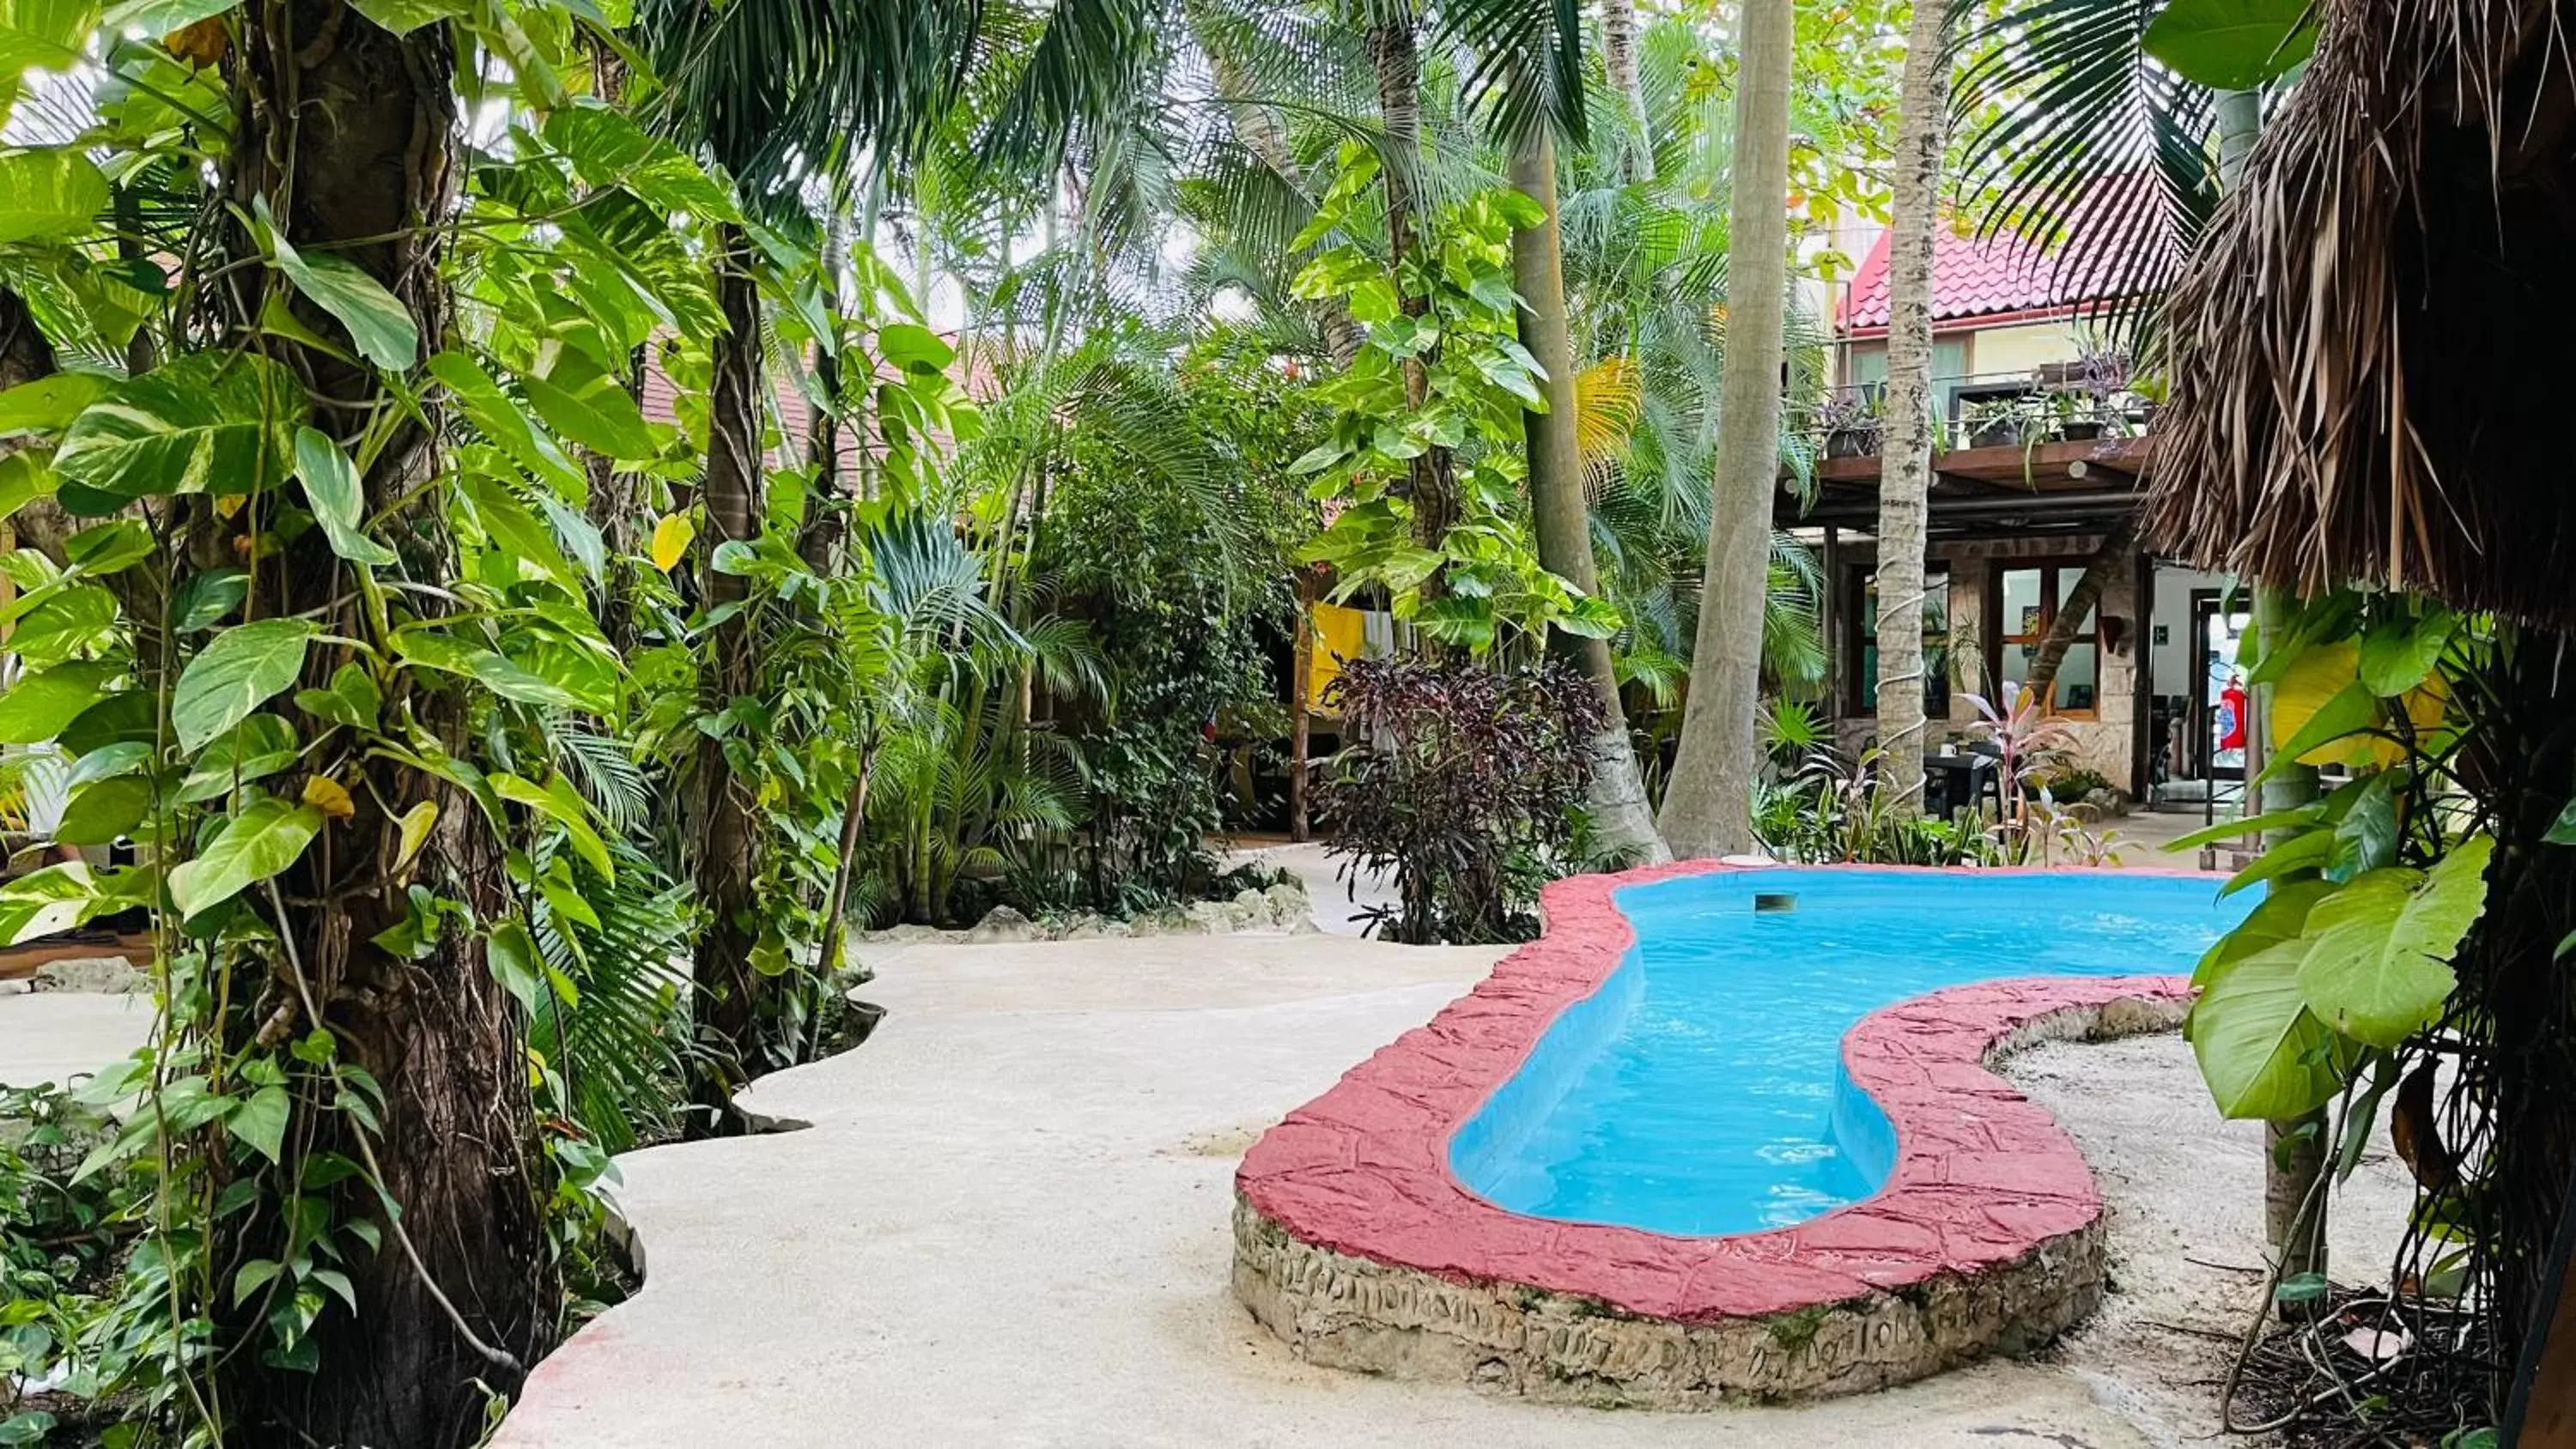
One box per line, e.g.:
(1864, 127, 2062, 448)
(1448, 869, 2252, 1238)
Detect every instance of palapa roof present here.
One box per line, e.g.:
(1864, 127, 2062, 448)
(2148, 0, 2576, 627)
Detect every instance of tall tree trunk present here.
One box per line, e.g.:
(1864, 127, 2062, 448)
(691, 226, 769, 1105)
(1510, 131, 1669, 864)
(2214, 82, 2330, 1307)
(1601, 0, 1652, 180)
(2021, 518, 2135, 703)
(1368, 15, 1459, 561)
(1656, 0, 1792, 859)
(226, 3, 555, 1440)
(1872, 0, 1950, 819)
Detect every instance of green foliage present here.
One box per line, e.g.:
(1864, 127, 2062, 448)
(2139, 0, 2318, 89)
(1291, 147, 1615, 657)
(1318, 655, 1607, 943)
(2179, 593, 2492, 1124)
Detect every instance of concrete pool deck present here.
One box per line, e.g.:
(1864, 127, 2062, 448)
(497, 914, 2411, 1448)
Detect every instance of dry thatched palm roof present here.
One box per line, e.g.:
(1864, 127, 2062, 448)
(2148, 0, 2576, 627)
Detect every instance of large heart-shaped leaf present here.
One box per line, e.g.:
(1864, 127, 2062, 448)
(0, 659, 117, 743)
(2356, 608, 2456, 697)
(2297, 836, 2493, 1047)
(0, 147, 107, 245)
(167, 795, 321, 919)
(2188, 938, 2345, 1119)
(53, 354, 301, 509)
(172, 617, 314, 752)
(2142, 0, 2318, 88)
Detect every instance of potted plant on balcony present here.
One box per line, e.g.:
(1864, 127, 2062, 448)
(1819, 391, 1883, 458)
(1961, 396, 2028, 449)
(2070, 345, 2136, 438)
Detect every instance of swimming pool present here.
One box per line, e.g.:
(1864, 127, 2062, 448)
(1235, 860, 2248, 1404)
(1449, 867, 2252, 1237)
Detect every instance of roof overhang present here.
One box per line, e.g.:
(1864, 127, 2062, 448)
(1781, 435, 2149, 542)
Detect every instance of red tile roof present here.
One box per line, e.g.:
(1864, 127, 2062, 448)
(1838, 179, 2168, 335)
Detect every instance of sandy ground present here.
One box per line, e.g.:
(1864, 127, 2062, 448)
(0, 874, 2413, 1448)
(495, 923, 2412, 1449)
(2006, 1034, 2412, 1442)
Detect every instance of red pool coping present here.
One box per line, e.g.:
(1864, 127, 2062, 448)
(1236, 859, 2206, 1329)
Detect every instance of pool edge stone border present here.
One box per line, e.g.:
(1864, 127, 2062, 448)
(1230, 859, 2210, 1406)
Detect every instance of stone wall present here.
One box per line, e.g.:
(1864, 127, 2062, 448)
(1829, 534, 2151, 795)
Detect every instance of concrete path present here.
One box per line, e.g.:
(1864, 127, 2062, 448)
(0, 989, 150, 1088)
(498, 926, 2405, 1449)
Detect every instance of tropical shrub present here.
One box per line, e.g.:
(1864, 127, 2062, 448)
(1752, 745, 2002, 866)
(1318, 656, 1607, 943)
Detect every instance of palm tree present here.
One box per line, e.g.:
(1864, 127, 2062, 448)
(1511, 130, 1670, 862)
(1657, 0, 1795, 858)
(1869, 0, 1952, 818)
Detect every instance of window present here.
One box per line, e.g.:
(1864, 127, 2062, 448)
(1846, 567, 1950, 717)
(1990, 562, 2101, 716)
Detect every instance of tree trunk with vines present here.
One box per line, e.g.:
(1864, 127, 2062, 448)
(1368, 15, 1458, 561)
(1872, 0, 1949, 821)
(225, 3, 556, 1439)
(690, 226, 769, 1107)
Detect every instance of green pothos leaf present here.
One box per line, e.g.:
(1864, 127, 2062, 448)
(294, 427, 398, 566)
(167, 795, 323, 919)
(52, 353, 301, 510)
(0, 861, 99, 944)
(485, 919, 542, 1010)
(270, 231, 420, 371)
(225, 1083, 292, 1163)
(172, 617, 316, 753)
(0, 659, 118, 744)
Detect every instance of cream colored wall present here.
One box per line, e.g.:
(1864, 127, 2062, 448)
(1962, 319, 2088, 377)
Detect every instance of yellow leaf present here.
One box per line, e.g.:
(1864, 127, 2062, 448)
(166, 16, 228, 68)
(1574, 356, 1642, 481)
(2269, 642, 2445, 770)
(392, 799, 437, 877)
(301, 776, 355, 819)
(649, 512, 695, 573)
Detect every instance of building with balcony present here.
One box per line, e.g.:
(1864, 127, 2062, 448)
(1795, 215, 2245, 810)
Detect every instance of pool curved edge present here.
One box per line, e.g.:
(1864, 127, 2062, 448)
(1230, 858, 2202, 1406)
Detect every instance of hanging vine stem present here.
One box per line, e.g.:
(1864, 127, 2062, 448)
(260, 880, 526, 1376)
